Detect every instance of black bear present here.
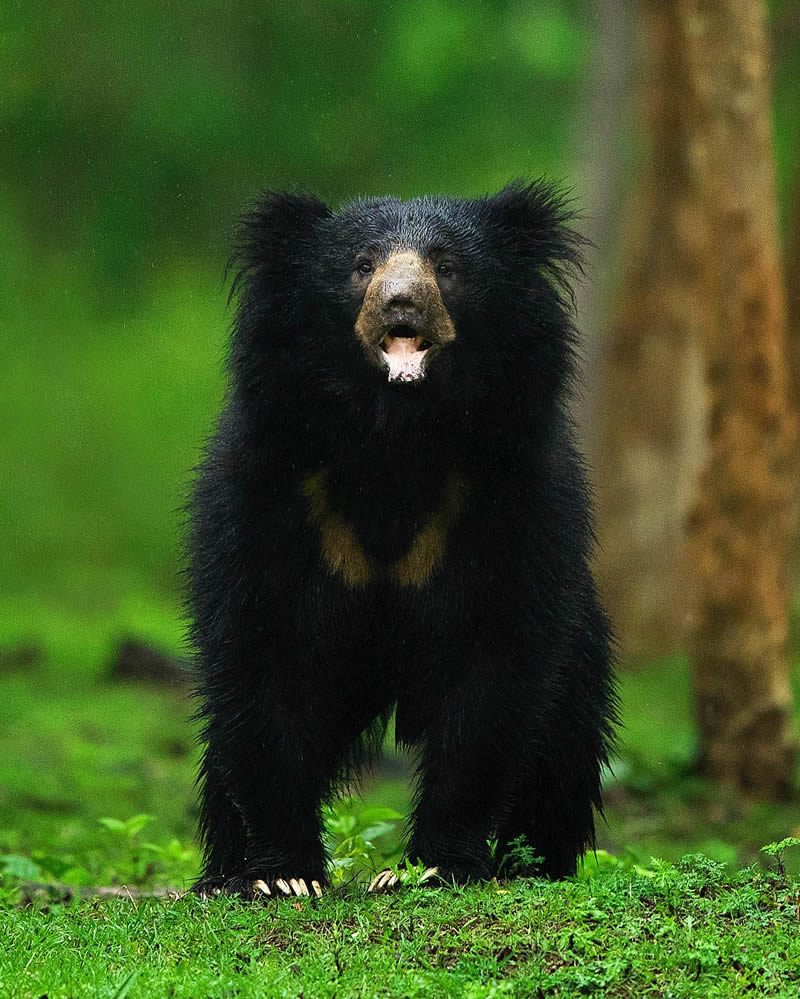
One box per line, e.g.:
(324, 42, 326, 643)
(186, 181, 617, 898)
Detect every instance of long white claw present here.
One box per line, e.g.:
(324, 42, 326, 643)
(253, 879, 271, 896)
(311, 880, 323, 898)
(368, 869, 391, 892)
(368, 865, 442, 893)
(291, 878, 309, 896)
(275, 878, 292, 895)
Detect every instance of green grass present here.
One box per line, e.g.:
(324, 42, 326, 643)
(3, 857, 799, 998)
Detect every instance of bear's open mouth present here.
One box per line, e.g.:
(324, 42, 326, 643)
(380, 327, 434, 383)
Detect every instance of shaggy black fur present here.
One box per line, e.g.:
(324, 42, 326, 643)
(186, 181, 617, 896)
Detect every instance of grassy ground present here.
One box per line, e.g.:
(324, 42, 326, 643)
(3, 856, 800, 998)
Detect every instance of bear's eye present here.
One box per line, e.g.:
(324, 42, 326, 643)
(356, 258, 374, 276)
(437, 261, 455, 277)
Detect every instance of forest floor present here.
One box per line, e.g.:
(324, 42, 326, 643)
(3, 857, 800, 999)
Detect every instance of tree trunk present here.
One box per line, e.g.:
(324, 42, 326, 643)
(571, 0, 635, 440)
(684, 0, 797, 798)
(591, 1, 707, 660)
(786, 171, 800, 407)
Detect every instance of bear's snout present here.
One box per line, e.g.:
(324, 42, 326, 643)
(355, 251, 456, 383)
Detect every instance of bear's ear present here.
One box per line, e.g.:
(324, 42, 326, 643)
(486, 179, 585, 280)
(227, 192, 332, 300)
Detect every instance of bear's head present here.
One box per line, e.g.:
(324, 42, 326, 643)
(228, 181, 583, 420)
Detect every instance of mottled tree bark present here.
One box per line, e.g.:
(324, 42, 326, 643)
(571, 0, 635, 440)
(786, 173, 800, 408)
(592, 1, 707, 660)
(683, 0, 797, 798)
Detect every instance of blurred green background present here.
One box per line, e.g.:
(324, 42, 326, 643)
(2, 1, 800, 883)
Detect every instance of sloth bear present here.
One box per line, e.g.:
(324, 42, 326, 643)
(186, 181, 616, 898)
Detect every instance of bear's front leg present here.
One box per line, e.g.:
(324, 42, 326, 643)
(192, 696, 331, 900)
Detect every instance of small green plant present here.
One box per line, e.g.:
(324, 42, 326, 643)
(760, 836, 800, 878)
(98, 813, 156, 885)
(98, 813, 156, 839)
(0, 879, 19, 908)
(0, 855, 41, 908)
(30, 850, 91, 886)
(494, 835, 543, 879)
(99, 814, 196, 886)
(395, 857, 439, 886)
(323, 800, 402, 886)
(577, 848, 656, 880)
(0, 854, 43, 881)
(0, 848, 94, 892)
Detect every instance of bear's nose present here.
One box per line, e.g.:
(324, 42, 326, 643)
(381, 275, 427, 315)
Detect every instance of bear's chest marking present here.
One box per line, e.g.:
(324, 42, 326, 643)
(301, 471, 465, 588)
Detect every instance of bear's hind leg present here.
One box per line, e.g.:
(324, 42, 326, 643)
(400, 676, 525, 885)
(494, 759, 600, 880)
(495, 594, 616, 880)
(495, 682, 613, 880)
